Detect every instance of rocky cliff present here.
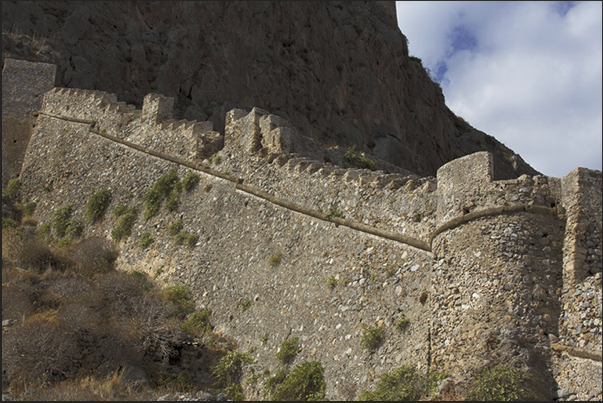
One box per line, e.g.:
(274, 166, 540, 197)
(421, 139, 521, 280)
(2, 0, 538, 179)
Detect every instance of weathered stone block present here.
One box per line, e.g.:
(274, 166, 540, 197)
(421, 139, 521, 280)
(142, 93, 174, 124)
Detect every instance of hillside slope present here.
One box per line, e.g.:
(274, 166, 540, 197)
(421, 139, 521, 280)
(2, 0, 538, 179)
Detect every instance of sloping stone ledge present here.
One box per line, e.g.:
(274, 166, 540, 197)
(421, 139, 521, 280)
(235, 183, 431, 251)
(431, 204, 557, 247)
(551, 343, 603, 362)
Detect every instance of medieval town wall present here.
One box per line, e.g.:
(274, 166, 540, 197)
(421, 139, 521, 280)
(7, 59, 603, 400)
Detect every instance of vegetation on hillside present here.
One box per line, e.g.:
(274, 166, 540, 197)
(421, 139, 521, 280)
(1, 195, 241, 401)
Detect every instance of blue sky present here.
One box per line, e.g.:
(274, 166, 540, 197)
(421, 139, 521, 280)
(396, 1, 602, 178)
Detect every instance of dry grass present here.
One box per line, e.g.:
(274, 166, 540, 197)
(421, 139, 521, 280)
(24, 367, 155, 401)
(20, 216, 37, 227)
(1, 214, 237, 400)
(1, 285, 34, 321)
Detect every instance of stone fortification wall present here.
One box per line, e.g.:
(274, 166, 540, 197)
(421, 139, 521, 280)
(20, 112, 434, 400)
(38, 87, 435, 247)
(14, 79, 603, 400)
(2, 58, 56, 187)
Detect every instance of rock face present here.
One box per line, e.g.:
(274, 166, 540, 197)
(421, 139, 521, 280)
(2, 1, 538, 179)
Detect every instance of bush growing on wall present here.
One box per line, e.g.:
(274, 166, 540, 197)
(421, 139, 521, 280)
(3, 178, 21, 196)
(111, 204, 138, 242)
(143, 168, 182, 219)
(163, 285, 195, 314)
(357, 365, 447, 401)
(360, 326, 384, 350)
(181, 172, 200, 191)
(51, 205, 74, 238)
(85, 188, 111, 222)
(466, 364, 533, 401)
(272, 361, 326, 401)
(182, 308, 213, 334)
(276, 337, 299, 364)
(211, 350, 254, 400)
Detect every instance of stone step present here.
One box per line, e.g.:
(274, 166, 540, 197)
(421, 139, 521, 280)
(273, 154, 294, 167)
(285, 158, 312, 173)
(342, 169, 366, 183)
(314, 164, 337, 177)
(305, 162, 324, 174)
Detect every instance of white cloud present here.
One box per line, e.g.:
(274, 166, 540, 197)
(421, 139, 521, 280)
(396, 1, 602, 178)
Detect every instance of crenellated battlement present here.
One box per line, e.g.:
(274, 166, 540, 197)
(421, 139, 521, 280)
(40, 87, 223, 162)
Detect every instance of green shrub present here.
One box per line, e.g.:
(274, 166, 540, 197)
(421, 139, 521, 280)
(52, 205, 74, 238)
(466, 364, 532, 401)
(65, 220, 84, 240)
(395, 316, 410, 331)
(240, 299, 251, 313)
(168, 219, 184, 236)
(153, 168, 180, 197)
(182, 309, 213, 334)
(55, 237, 73, 249)
(165, 194, 180, 212)
(184, 233, 198, 248)
(343, 146, 377, 170)
(357, 365, 446, 401)
(112, 204, 128, 217)
(164, 285, 195, 314)
(275, 337, 299, 364)
(326, 276, 338, 289)
(260, 334, 269, 345)
(263, 368, 289, 397)
(361, 326, 384, 350)
(154, 266, 165, 278)
(139, 231, 153, 248)
(142, 188, 162, 219)
(156, 369, 195, 392)
(211, 350, 254, 388)
(111, 205, 138, 242)
(36, 222, 51, 236)
(324, 209, 342, 220)
(85, 188, 111, 222)
(4, 178, 21, 196)
(269, 252, 283, 267)
(43, 183, 53, 193)
(23, 201, 37, 216)
(2, 217, 19, 229)
(358, 365, 421, 401)
(143, 168, 181, 219)
(170, 225, 198, 246)
(173, 231, 187, 245)
(210, 154, 222, 165)
(223, 383, 245, 401)
(182, 172, 200, 191)
(272, 361, 325, 401)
